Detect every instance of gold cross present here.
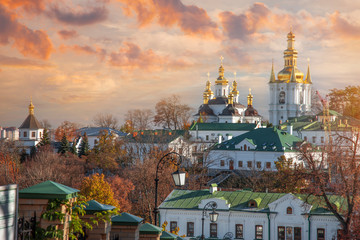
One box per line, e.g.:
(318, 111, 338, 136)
(207, 72, 210, 80)
(220, 55, 224, 65)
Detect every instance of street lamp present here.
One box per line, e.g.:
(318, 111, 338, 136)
(201, 201, 218, 240)
(223, 232, 234, 240)
(153, 152, 185, 226)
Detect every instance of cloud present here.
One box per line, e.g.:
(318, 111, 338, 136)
(330, 11, 360, 39)
(0, 6, 53, 59)
(109, 41, 190, 71)
(0, 55, 53, 68)
(59, 44, 107, 60)
(58, 29, 78, 40)
(117, 0, 219, 38)
(48, 4, 108, 25)
(2, 0, 48, 14)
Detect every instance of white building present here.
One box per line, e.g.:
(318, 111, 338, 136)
(0, 127, 19, 141)
(194, 60, 262, 124)
(206, 127, 304, 172)
(159, 186, 341, 240)
(18, 100, 44, 154)
(269, 31, 312, 125)
(76, 127, 127, 149)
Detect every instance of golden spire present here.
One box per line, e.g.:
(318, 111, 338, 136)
(290, 65, 297, 83)
(305, 58, 312, 84)
(269, 59, 276, 83)
(228, 93, 234, 105)
(203, 92, 209, 104)
(204, 72, 214, 98)
(216, 56, 228, 85)
(29, 97, 34, 115)
(247, 88, 253, 106)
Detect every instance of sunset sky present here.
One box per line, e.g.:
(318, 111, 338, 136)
(1, 0, 360, 128)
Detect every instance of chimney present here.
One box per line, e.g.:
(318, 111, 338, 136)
(210, 184, 218, 194)
(288, 125, 293, 135)
(227, 135, 233, 140)
(218, 135, 222, 144)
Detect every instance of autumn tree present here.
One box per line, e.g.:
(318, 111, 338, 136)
(154, 95, 192, 130)
(328, 85, 360, 119)
(20, 146, 85, 189)
(80, 173, 119, 208)
(107, 175, 135, 212)
(55, 121, 79, 142)
(310, 89, 323, 115)
(0, 140, 20, 185)
(298, 130, 360, 238)
(86, 130, 122, 171)
(124, 109, 154, 131)
(93, 113, 120, 130)
(79, 133, 90, 157)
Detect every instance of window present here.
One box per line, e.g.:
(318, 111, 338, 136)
(266, 162, 271, 169)
(287, 207, 293, 214)
(206, 135, 209, 141)
(40, 132, 42, 138)
(94, 139, 98, 145)
(294, 227, 301, 240)
(238, 161, 243, 168)
(247, 161, 252, 168)
(31, 132, 35, 137)
(304, 136, 307, 141)
(192, 146, 197, 152)
(286, 227, 293, 239)
(256, 162, 261, 169)
(187, 222, 194, 237)
(321, 137, 324, 143)
(312, 136, 316, 143)
(110, 233, 120, 240)
(23, 131, 27, 138)
(220, 160, 225, 167)
(278, 226, 285, 240)
(170, 221, 177, 232)
(210, 223, 217, 238)
(255, 225, 263, 239)
(317, 228, 325, 240)
(248, 200, 257, 208)
(244, 145, 247, 151)
(235, 224, 243, 239)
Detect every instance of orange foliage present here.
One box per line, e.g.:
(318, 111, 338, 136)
(54, 121, 79, 142)
(107, 175, 135, 213)
(0, 152, 19, 185)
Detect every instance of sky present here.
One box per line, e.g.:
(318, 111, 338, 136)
(1, 0, 360, 128)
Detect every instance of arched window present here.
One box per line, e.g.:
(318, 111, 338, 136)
(286, 207, 293, 214)
(244, 145, 247, 151)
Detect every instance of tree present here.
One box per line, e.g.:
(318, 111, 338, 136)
(107, 175, 135, 213)
(124, 109, 153, 131)
(55, 121, 79, 142)
(154, 95, 192, 130)
(40, 119, 52, 129)
(93, 113, 119, 129)
(298, 130, 360, 238)
(58, 133, 70, 155)
(310, 89, 323, 115)
(80, 173, 119, 208)
(328, 85, 360, 119)
(0, 141, 20, 185)
(37, 128, 51, 148)
(79, 133, 90, 157)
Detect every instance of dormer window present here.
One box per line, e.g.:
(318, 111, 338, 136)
(249, 200, 256, 208)
(248, 198, 261, 208)
(287, 207, 293, 214)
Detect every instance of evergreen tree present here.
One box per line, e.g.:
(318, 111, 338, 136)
(70, 140, 78, 155)
(58, 133, 70, 155)
(79, 133, 90, 157)
(37, 128, 51, 147)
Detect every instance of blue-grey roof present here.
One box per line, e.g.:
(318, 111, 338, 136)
(77, 127, 127, 137)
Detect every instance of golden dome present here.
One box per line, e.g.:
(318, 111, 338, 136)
(277, 66, 304, 83)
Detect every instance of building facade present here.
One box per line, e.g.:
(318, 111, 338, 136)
(269, 31, 312, 125)
(159, 187, 341, 240)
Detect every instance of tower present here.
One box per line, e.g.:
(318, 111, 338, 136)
(214, 56, 229, 98)
(269, 31, 312, 125)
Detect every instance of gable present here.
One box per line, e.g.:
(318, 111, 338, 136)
(235, 138, 256, 150)
(268, 193, 311, 215)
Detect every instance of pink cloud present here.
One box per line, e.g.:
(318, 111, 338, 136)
(2, 0, 49, 14)
(59, 44, 107, 60)
(109, 41, 190, 71)
(117, 0, 219, 38)
(330, 11, 360, 39)
(58, 29, 78, 40)
(0, 6, 53, 59)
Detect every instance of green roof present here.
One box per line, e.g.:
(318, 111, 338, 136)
(19, 181, 79, 200)
(112, 212, 143, 226)
(160, 189, 346, 215)
(84, 200, 115, 214)
(213, 127, 303, 152)
(160, 231, 178, 240)
(139, 223, 162, 234)
(190, 123, 257, 131)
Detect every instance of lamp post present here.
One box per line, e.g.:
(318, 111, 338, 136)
(223, 232, 233, 240)
(201, 201, 218, 240)
(153, 152, 186, 226)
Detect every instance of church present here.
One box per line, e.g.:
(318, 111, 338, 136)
(268, 30, 312, 125)
(194, 58, 261, 124)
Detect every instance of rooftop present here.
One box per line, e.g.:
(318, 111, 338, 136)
(189, 123, 257, 131)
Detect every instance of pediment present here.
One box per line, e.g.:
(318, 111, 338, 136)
(268, 193, 312, 214)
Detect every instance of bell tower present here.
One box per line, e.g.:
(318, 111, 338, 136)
(268, 30, 312, 125)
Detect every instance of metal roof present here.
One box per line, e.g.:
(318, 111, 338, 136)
(112, 212, 143, 226)
(19, 114, 43, 129)
(189, 123, 257, 131)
